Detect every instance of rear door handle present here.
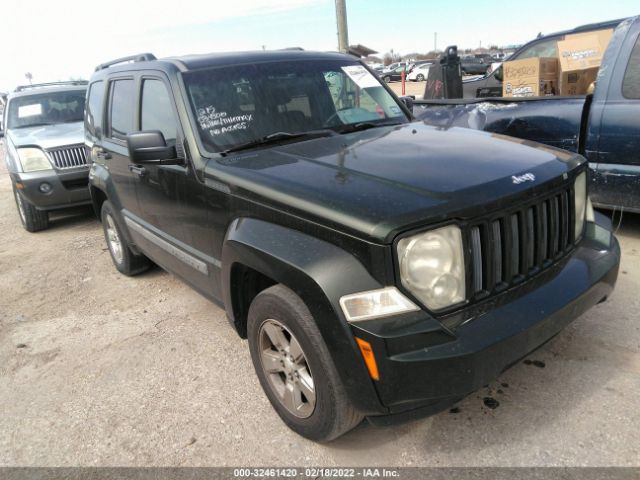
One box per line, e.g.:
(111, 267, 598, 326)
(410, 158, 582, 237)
(128, 165, 147, 176)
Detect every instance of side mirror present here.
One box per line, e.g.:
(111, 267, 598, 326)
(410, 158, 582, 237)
(494, 65, 503, 82)
(126, 130, 178, 164)
(400, 96, 414, 111)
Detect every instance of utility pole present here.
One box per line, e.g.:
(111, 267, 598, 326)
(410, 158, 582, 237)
(335, 0, 349, 53)
(434, 32, 437, 52)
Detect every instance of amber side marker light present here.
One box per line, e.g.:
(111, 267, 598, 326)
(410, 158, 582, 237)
(15, 182, 25, 189)
(355, 337, 380, 381)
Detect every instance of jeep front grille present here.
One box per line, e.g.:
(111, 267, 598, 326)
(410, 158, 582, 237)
(47, 145, 88, 169)
(467, 184, 575, 298)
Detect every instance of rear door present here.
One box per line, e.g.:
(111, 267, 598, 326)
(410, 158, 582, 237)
(102, 77, 144, 216)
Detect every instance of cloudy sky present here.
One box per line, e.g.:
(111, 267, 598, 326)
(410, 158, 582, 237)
(2, 0, 638, 91)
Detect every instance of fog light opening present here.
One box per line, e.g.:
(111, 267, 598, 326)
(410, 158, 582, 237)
(39, 182, 52, 194)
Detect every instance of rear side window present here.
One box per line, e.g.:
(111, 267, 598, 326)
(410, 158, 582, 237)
(141, 79, 178, 144)
(86, 81, 104, 136)
(622, 34, 640, 99)
(108, 79, 135, 140)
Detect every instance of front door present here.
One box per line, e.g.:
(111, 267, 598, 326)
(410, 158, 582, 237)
(592, 30, 640, 211)
(128, 76, 216, 296)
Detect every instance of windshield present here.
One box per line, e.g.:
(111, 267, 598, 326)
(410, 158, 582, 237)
(183, 59, 408, 153)
(7, 90, 86, 129)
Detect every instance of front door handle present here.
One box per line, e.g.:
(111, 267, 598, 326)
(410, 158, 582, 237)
(96, 150, 112, 160)
(129, 165, 147, 177)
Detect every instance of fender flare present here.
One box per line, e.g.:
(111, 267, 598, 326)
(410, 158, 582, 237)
(222, 217, 387, 415)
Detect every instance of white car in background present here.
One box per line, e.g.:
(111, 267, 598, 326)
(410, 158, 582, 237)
(407, 63, 432, 81)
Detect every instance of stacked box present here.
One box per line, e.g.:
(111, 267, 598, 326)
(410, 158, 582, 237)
(502, 57, 559, 97)
(557, 32, 610, 95)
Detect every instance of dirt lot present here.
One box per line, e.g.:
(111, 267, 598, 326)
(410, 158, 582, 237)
(0, 146, 639, 467)
(388, 80, 426, 99)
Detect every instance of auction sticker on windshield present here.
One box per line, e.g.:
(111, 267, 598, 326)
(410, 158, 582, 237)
(18, 104, 42, 118)
(341, 65, 380, 88)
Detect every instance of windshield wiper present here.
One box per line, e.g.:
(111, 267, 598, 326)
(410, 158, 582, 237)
(333, 120, 404, 134)
(221, 129, 337, 155)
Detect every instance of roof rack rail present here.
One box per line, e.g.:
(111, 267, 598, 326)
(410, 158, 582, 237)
(279, 47, 304, 51)
(95, 53, 157, 72)
(14, 80, 88, 92)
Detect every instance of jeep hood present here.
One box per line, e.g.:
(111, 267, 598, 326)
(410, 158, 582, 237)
(205, 122, 584, 243)
(7, 122, 84, 149)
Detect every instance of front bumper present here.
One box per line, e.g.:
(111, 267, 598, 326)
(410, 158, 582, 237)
(12, 169, 91, 211)
(351, 213, 620, 423)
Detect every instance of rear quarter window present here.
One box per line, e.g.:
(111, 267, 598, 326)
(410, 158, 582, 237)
(86, 81, 104, 136)
(622, 34, 640, 99)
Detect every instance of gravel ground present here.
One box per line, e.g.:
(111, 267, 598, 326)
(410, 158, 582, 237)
(388, 81, 426, 99)
(0, 147, 639, 467)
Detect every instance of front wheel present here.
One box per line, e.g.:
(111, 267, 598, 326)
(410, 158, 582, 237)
(13, 184, 49, 232)
(383, 76, 391, 83)
(247, 285, 363, 441)
(416, 73, 425, 81)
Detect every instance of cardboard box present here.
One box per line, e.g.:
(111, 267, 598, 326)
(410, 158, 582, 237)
(558, 67, 599, 96)
(564, 28, 613, 52)
(557, 33, 608, 95)
(503, 57, 559, 97)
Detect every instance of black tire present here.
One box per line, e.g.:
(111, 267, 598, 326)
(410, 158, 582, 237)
(247, 284, 363, 442)
(13, 184, 49, 232)
(383, 76, 391, 83)
(416, 73, 425, 81)
(100, 201, 150, 276)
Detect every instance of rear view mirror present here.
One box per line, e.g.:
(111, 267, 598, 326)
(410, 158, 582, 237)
(127, 130, 178, 164)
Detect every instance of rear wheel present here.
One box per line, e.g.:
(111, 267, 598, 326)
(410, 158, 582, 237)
(247, 284, 363, 441)
(416, 73, 425, 81)
(13, 184, 49, 232)
(101, 201, 150, 276)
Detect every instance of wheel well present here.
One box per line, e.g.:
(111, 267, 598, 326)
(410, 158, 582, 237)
(90, 186, 107, 221)
(229, 264, 277, 338)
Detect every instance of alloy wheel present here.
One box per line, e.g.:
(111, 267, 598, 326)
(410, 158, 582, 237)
(105, 214, 124, 265)
(14, 189, 27, 225)
(258, 318, 316, 418)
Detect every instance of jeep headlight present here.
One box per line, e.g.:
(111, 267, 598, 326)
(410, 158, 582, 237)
(574, 171, 587, 240)
(397, 225, 465, 311)
(17, 148, 52, 172)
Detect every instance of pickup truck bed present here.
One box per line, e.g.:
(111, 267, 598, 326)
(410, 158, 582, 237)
(413, 96, 587, 153)
(414, 16, 640, 213)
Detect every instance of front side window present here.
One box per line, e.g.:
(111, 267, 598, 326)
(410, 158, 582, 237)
(7, 90, 86, 129)
(622, 34, 640, 99)
(183, 59, 408, 153)
(108, 79, 135, 140)
(141, 79, 178, 144)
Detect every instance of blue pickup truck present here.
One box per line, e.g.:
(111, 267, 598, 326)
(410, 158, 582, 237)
(414, 16, 640, 214)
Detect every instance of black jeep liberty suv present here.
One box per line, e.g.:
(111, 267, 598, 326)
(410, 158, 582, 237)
(86, 51, 620, 441)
